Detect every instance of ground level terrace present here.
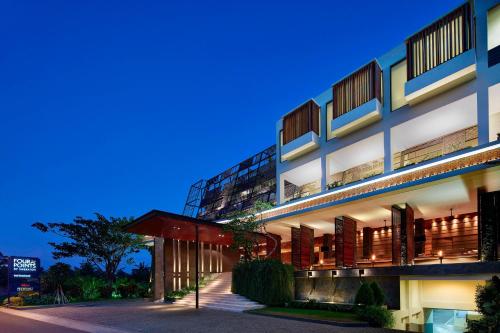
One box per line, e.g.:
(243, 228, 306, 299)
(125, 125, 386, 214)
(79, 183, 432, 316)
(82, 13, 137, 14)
(264, 165, 500, 270)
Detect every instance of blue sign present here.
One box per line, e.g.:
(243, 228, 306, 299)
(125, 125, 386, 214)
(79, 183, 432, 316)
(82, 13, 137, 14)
(8, 256, 40, 295)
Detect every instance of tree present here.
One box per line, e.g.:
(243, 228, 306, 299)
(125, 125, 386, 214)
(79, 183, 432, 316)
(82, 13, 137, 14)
(222, 201, 274, 262)
(33, 213, 146, 286)
(467, 275, 500, 333)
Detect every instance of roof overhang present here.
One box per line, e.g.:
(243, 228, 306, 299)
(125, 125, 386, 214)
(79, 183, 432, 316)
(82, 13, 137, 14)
(124, 210, 234, 246)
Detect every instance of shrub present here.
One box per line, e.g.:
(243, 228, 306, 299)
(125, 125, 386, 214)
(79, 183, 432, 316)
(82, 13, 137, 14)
(78, 276, 105, 300)
(22, 294, 54, 306)
(118, 283, 138, 298)
(99, 285, 113, 298)
(356, 305, 394, 328)
(370, 282, 385, 306)
(354, 283, 375, 306)
(289, 300, 354, 312)
(466, 275, 500, 333)
(232, 259, 294, 306)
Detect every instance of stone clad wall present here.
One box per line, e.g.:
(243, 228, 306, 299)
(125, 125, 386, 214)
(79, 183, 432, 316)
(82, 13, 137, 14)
(295, 276, 401, 309)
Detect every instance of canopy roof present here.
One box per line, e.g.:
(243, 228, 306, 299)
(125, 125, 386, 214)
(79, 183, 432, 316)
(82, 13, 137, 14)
(124, 210, 235, 246)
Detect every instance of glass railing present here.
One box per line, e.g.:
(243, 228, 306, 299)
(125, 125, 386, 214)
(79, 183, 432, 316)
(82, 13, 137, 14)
(393, 125, 478, 170)
(327, 158, 384, 189)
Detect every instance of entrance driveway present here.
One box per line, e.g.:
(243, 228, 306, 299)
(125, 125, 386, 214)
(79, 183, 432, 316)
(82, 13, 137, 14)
(12, 300, 392, 333)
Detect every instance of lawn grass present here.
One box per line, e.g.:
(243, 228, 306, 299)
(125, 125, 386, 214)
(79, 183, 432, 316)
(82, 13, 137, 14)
(248, 306, 362, 323)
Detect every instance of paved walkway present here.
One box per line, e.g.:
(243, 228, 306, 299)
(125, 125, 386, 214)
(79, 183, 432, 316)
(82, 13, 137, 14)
(0, 310, 85, 333)
(6, 300, 392, 333)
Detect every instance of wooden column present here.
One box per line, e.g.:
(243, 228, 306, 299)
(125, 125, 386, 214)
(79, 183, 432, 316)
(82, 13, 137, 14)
(335, 216, 357, 267)
(478, 189, 500, 261)
(391, 204, 415, 266)
(180, 240, 188, 288)
(362, 227, 373, 259)
(153, 237, 165, 301)
(322, 234, 334, 259)
(414, 218, 426, 256)
(291, 226, 314, 270)
(188, 241, 196, 286)
(266, 233, 282, 260)
(164, 238, 174, 294)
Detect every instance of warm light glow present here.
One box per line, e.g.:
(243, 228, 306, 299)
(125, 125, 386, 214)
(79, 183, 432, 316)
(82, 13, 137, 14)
(320, 259, 324, 265)
(438, 250, 443, 258)
(371, 254, 376, 261)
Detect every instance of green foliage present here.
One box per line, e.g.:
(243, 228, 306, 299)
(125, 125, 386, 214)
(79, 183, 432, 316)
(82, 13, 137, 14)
(33, 213, 146, 286)
(78, 276, 105, 300)
(232, 259, 294, 306)
(466, 275, 500, 333)
(22, 294, 54, 306)
(370, 282, 385, 306)
(354, 282, 375, 306)
(356, 305, 394, 328)
(223, 200, 273, 262)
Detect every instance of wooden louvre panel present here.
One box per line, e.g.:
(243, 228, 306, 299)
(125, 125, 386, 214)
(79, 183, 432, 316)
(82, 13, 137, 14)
(282, 100, 320, 145)
(332, 61, 382, 119)
(335, 216, 357, 267)
(406, 3, 473, 80)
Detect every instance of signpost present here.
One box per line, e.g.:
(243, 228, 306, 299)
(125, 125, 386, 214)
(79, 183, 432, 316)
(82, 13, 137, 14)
(7, 256, 40, 303)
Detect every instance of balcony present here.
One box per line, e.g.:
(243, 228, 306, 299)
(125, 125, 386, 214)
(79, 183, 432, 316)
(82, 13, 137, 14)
(405, 4, 475, 105)
(280, 158, 322, 203)
(331, 61, 382, 137)
(328, 158, 384, 189)
(326, 133, 385, 189)
(281, 100, 320, 161)
(393, 125, 478, 170)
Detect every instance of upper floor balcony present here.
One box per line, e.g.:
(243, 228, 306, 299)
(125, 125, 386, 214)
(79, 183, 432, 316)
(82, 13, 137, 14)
(405, 3, 476, 105)
(281, 100, 320, 161)
(331, 60, 383, 137)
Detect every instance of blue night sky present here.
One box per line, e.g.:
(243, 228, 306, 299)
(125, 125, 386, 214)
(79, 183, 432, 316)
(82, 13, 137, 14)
(0, 0, 464, 269)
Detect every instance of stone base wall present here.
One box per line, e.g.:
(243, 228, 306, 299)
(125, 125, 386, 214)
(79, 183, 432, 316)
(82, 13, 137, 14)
(295, 276, 401, 309)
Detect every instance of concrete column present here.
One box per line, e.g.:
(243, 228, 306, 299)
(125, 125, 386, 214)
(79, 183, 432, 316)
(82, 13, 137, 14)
(153, 237, 165, 301)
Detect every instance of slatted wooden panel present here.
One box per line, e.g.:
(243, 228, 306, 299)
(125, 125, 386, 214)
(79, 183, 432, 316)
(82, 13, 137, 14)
(266, 233, 282, 261)
(323, 234, 334, 259)
(362, 227, 373, 259)
(391, 206, 402, 265)
(300, 226, 314, 269)
(332, 61, 382, 119)
(291, 227, 301, 269)
(282, 100, 320, 145)
(405, 204, 415, 264)
(335, 216, 357, 267)
(406, 3, 472, 80)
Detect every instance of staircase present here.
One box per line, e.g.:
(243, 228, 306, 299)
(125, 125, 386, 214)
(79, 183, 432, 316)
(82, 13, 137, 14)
(174, 272, 264, 312)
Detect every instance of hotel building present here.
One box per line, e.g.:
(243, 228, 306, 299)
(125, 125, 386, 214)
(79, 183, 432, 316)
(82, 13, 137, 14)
(126, 1, 500, 331)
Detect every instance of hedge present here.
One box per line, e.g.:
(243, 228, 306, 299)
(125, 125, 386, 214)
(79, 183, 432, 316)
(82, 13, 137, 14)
(232, 259, 294, 306)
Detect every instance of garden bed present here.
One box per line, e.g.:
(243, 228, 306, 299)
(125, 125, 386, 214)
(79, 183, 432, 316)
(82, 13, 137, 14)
(246, 307, 368, 327)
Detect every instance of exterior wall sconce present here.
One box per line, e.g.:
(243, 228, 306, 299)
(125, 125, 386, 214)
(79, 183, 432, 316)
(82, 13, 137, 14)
(438, 250, 444, 264)
(307, 271, 313, 278)
(359, 269, 364, 276)
(331, 270, 337, 278)
(371, 254, 376, 267)
(319, 259, 324, 265)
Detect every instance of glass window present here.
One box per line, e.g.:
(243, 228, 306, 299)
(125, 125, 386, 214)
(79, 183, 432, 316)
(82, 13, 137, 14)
(488, 5, 500, 51)
(326, 101, 334, 140)
(391, 60, 407, 111)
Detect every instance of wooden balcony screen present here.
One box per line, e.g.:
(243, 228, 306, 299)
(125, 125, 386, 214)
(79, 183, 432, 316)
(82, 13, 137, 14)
(282, 100, 320, 145)
(332, 61, 382, 119)
(406, 3, 473, 80)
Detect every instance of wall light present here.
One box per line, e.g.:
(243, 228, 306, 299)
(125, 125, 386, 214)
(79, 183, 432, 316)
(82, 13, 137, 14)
(359, 269, 364, 276)
(438, 250, 444, 264)
(371, 254, 376, 268)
